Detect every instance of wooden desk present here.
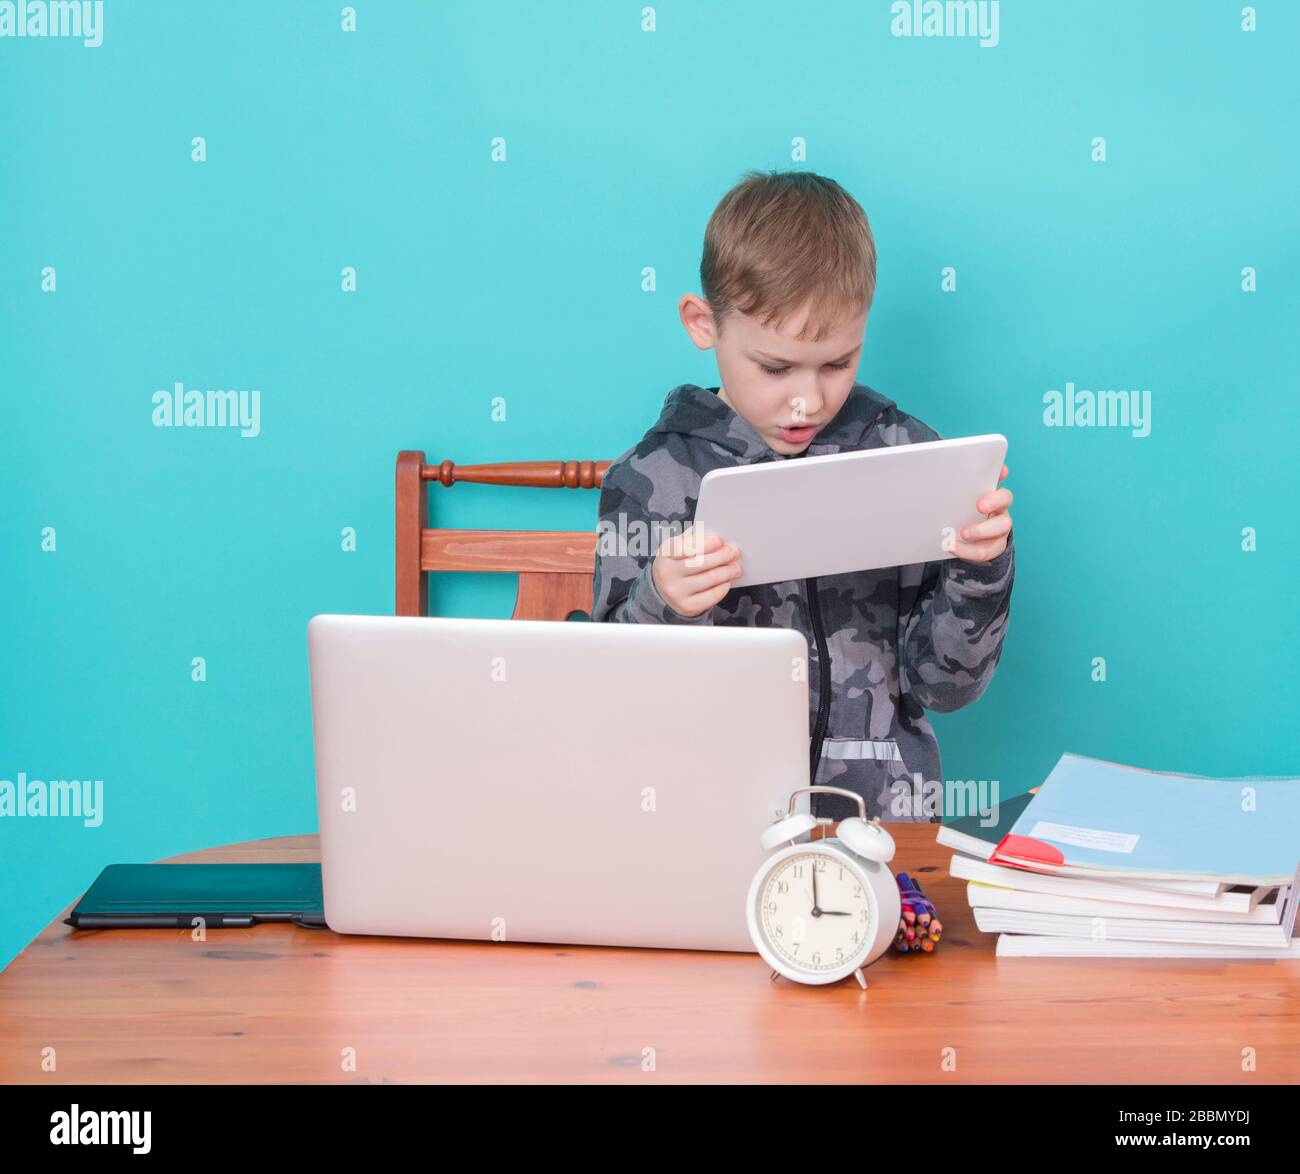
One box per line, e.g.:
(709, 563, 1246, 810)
(2, 826, 1297, 1084)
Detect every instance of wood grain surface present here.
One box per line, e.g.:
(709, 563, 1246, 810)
(2, 826, 1297, 1084)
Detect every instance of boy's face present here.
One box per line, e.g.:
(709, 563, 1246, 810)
(679, 295, 868, 455)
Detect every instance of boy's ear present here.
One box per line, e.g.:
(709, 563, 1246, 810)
(678, 294, 719, 350)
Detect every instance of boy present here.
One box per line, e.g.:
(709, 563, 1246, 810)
(591, 171, 1015, 823)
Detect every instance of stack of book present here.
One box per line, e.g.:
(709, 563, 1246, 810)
(937, 753, 1300, 958)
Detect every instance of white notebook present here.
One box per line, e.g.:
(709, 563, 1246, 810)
(996, 934, 1300, 959)
(966, 881, 1286, 926)
(949, 852, 1268, 914)
(975, 906, 1295, 948)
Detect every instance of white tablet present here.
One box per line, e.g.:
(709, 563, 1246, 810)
(692, 433, 1007, 588)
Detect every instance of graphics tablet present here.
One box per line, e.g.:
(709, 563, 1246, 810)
(64, 863, 327, 928)
(692, 433, 1007, 588)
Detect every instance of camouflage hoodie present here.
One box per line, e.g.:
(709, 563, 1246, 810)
(591, 382, 1015, 823)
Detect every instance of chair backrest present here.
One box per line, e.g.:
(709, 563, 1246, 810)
(395, 451, 611, 621)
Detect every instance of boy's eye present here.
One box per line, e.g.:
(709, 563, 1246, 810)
(759, 359, 854, 376)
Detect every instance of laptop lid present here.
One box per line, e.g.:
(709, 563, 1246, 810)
(307, 614, 809, 952)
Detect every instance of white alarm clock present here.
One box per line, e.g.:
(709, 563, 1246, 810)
(747, 786, 901, 988)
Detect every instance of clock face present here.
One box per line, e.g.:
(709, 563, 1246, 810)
(756, 850, 873, 974)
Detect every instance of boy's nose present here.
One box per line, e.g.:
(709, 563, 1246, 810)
(791, 395, 824, 422)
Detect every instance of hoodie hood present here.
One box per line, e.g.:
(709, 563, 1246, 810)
(648, 382, 897, 462)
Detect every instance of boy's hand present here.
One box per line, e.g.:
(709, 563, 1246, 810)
(652, 525, 743, 617)
(947, 463, 1013, 564)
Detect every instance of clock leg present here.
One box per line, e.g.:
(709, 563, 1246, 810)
(853, 968, 867, 991)
(770, 969, 780, 982)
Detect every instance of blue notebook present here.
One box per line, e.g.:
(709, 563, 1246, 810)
(992, 753, 1300, 887)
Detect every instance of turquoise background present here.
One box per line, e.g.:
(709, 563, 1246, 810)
(2, 1, 1296, 972)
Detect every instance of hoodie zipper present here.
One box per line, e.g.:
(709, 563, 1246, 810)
(805, 574, 831, 786)
(787, 446, 832, 786)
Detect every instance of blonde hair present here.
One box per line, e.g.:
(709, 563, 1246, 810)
(700, 170, 876, 343)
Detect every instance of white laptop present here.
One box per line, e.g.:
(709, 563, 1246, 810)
(693, 433, 1007, 588)
(306, 614, 810, 952)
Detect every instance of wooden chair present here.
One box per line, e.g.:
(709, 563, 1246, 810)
(395, 451, 612, 622)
